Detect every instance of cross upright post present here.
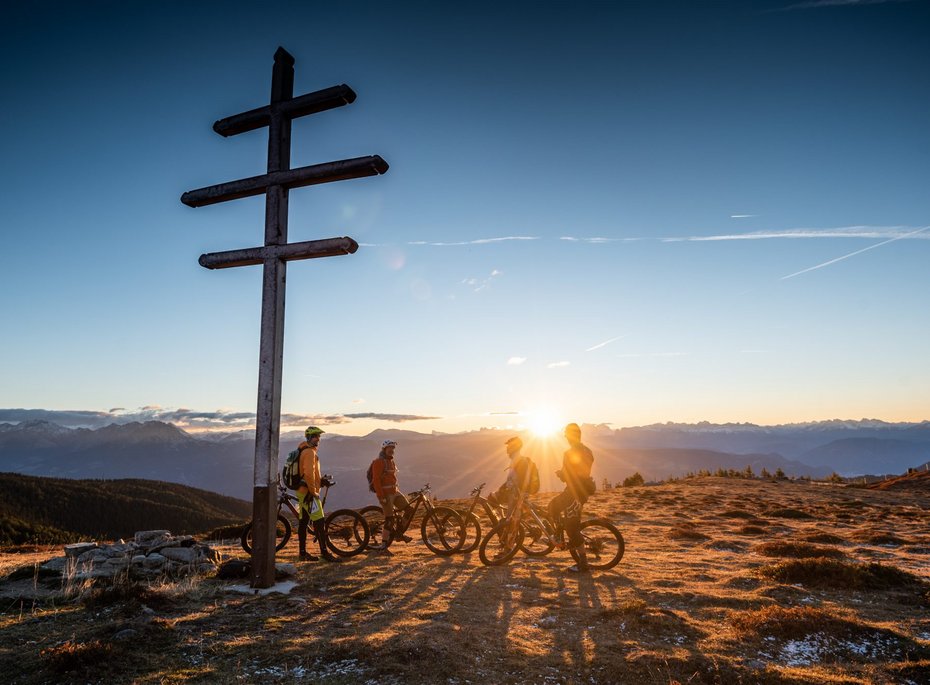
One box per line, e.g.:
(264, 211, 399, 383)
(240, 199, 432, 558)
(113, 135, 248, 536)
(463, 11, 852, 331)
(182, 47, 388, 588)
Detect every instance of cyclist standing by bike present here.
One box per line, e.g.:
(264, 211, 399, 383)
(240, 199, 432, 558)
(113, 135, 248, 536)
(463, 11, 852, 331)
(488, 436, 538, 512)
(370, 439, 412, 550)
(548, 423, 596, 573)
(296, 426, 337, 562)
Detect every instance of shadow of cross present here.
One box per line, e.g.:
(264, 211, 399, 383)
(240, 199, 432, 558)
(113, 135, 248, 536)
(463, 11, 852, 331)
(181, 46, 388, 589)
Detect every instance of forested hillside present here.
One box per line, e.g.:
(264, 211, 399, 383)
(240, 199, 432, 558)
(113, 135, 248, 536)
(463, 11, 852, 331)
(0, 473, 250, 545)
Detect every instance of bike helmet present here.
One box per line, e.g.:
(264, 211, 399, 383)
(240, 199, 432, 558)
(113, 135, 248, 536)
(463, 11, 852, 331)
(381, 439, 397, 449)
(305, 426, 325, 440)
(505, 436, 523, 454)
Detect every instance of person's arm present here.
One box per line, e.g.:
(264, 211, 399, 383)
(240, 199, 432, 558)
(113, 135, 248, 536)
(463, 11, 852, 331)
(371, 459, 385, 499)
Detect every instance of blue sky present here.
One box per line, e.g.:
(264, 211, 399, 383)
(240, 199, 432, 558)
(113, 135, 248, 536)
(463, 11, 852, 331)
(1, 0, 928, 436)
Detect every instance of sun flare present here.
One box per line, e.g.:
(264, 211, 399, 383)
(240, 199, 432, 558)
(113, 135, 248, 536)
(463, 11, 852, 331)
(526, 409, 563, 438)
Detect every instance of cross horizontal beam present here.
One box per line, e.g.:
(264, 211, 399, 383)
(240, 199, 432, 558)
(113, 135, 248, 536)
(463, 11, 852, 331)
(199, 236, 359, 269)
(213, 84, 357, 137)
(180, 155, 389, 207)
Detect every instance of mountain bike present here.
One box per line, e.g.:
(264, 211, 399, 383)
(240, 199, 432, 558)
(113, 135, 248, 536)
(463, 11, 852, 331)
(478, 492, 624, 570)
(451, 482, 505, 554)
(240, 476, 369, 557)
(357, 483, 467, 556)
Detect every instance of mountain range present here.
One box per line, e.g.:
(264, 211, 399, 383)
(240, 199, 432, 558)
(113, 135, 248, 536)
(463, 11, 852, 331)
(1, 419, 928, 509)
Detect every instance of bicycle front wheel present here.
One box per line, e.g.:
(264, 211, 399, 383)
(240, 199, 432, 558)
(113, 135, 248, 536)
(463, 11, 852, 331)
(325, 509, 369, 557)
(358, 505, 386, 549)
(478, 519, 524, 566)
(421, 507, 466, 556)
(457, 512, 482, 554)
(240, 514, 291, 554)
(570, 518, 625, 571)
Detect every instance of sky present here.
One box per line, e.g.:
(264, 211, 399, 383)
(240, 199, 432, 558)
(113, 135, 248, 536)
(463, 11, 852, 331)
(1, 0, 928, 437)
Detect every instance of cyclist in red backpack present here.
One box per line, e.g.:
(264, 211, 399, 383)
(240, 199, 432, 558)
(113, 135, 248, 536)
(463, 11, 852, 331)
(369, 440, 412, 550)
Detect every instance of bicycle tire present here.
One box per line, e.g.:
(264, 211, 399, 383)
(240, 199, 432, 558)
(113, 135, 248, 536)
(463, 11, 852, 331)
(456, 512, 482, 554)
(569, 518, 625, 571)
(478, 518, 525, 566)
(358, 505, 386, 549)
(421, 507, 466, 556)
(520, 518, 556, 557)
(240, 514, 291, 554)
(324, 509, 369, 557)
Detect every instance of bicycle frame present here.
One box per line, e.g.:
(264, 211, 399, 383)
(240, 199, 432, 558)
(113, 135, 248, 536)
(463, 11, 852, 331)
(461, 482, 504, 525)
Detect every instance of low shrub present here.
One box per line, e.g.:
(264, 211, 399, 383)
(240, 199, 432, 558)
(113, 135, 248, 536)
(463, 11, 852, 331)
(754, 541, 845, 559)
(757, 558, 928, 591)
(767, 508, 814, 520)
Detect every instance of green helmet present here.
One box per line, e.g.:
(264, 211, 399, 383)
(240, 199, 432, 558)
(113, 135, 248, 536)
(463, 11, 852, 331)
(305, 426, 325, 440)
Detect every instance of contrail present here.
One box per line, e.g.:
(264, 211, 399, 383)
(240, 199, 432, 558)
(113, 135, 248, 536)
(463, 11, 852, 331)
(781, 225, 930, 280)
(585, 335, 624, 352)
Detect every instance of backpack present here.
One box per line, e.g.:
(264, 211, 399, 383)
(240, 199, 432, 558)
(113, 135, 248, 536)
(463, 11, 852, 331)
(282, 445, 306, 490)
(517, 457, 541, 495)
(366, 462, 376, 493)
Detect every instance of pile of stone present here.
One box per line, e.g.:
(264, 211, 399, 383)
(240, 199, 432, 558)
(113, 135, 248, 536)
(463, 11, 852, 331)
(40, 530, 221, 581)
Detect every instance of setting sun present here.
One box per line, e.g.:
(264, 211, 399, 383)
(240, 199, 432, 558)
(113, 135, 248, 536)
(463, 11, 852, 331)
(526, 408, 563, 438)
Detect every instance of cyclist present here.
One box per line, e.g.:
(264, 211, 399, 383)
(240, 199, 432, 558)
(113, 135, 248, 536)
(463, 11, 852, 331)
(296, 426, 336, 562)
(487, 436, 538, 513)
(370, 439, 412, 550)
(548, 422, 596, 573)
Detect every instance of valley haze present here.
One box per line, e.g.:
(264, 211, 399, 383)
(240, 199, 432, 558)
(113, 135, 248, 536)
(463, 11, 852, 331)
(2, 416, 927, 510)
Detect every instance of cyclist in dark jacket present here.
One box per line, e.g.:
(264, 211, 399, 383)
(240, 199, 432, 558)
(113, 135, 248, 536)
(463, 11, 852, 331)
(547, 423, 595, 572)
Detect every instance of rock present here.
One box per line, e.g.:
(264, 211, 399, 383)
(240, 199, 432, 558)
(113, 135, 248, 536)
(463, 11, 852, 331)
(104, 557, 131, 569)
(105, 543, 137, 556)
(131, 555, 146, 566)
(161, 547, 196, 564)
(64, 542, 97, 558)
(275, 563, 297, 578)
(77, 549, 111, 565)
(216, 560, 250, 579)
(135, 530, 171, 547)
(40, 557, 70, 573)
(113, 628, 138, 641)
(142, 553, 167, 569)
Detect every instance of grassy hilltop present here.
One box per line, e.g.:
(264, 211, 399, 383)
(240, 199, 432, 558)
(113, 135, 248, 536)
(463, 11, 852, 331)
(1, 477, 929, 684)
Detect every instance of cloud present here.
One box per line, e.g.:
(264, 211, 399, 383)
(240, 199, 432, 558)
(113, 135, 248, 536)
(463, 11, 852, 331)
(585, 336, 624, 352)
(547, 361, 571, 368)
(560, 236, 638, 244)
(409, 236, 539, 246)
(352, 399, 366, 404)
(462, 269, 503, 293)
(343, 412, 441, 422)
(730, 214, 757, 219)
(781, 225, 930, 280)
(507, 357, 527, 365)
(662, 225, 930, 243)
(775, 0, 911, 10)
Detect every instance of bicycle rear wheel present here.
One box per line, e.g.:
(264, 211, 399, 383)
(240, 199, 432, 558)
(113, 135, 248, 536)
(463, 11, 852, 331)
(457, 512, 482, 554)
(478, 518, 525, 566)
(520, 518, 556, 557)
(358, 505, 386, 549)
(421, 507, 467, 555)
(570, 518, 625, 571)
(324, 509, 369, 557)
(240, 514, 291, 554)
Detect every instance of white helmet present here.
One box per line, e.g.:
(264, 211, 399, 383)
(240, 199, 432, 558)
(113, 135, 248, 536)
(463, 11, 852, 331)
(381, 440, 397, 448)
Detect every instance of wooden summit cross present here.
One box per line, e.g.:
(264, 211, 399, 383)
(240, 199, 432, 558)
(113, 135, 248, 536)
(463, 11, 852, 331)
(181, 47, 388, 588)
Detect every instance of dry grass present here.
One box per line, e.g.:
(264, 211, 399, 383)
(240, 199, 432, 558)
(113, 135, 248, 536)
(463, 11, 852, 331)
(1, 477, 929, 684)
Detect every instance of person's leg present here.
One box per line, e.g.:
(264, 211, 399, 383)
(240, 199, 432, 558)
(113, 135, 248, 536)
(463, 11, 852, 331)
(548, 490, 573, 541)
(564, 497, 588, 572)
(296, 492, 316, 561)
(391, 494, 413, 542)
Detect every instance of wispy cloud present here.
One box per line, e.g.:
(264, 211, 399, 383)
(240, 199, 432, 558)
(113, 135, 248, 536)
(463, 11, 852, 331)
(547, 361, 571, 368)
(343, 412, 441, 422)
(585, 335, 624, 352)
(663, 225, 930, 243)
(408, 236, 539, 246)
(560, 236, 639, 244)
(507, 357, 527, 366)
(730, 214, 757, 219)
(781, 225, 930, 280)
(462, 269, 503, 293)
(775, 0, 911, 10)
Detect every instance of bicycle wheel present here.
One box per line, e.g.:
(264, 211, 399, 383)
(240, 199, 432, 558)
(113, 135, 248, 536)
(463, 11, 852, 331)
(478, 518, 525, 566)
(456, 512, 482, 554)
(240, 514, 291, 554)
(570, 518, 625, 571)
(520, 518, 556, 557)
(421, 507, 467, 556)
(358, 505, 386, 549)
(324, 509, 369, 557)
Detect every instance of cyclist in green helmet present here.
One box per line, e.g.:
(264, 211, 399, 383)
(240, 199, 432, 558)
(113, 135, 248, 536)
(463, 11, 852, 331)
(295, 426, 336, 562)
